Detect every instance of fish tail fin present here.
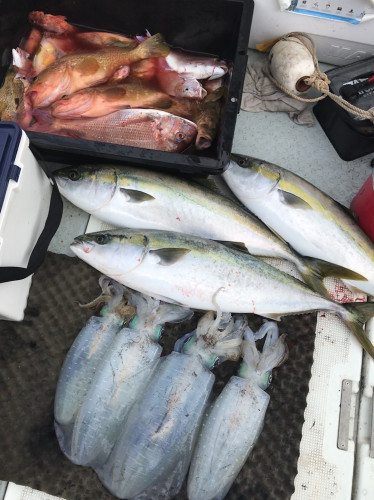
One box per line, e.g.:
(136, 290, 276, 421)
(297, 256, 368, 299)
(137, 33, 170, 59)
(341, 302, 374, 359)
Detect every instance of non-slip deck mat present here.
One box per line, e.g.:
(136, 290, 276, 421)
(0, 252, 316, 500)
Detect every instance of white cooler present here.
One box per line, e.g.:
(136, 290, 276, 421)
(0, 122, 59, 321)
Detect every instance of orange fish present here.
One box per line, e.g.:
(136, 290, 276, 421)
(27, 34, 170, 108)
(28, 11, 78, 35)
(29, 108, 197, 153)
(75, 31, 137, 49)
(51, 80, 172, 118)
(23, 27, 43, 56)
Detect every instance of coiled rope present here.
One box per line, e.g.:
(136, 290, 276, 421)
(265, 32, 374, 123)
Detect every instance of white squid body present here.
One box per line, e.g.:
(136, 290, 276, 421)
(96, 312, 245, 500)
(63, 295, 191, 468)
(54, 281, 125, 454)
(188, 322, 288, 500)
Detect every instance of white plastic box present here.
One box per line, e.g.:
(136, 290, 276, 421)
(0, 122, 52, 321)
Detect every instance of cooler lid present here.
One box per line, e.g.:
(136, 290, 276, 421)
(0, 121, 22, 213)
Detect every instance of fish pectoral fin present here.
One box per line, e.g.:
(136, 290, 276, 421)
(120, 188, 155, 203)
(149, 293, 187, 307)
(149, 247, 191, 266)
(278, 190, 313, 210)
(216, 240, 249, 253)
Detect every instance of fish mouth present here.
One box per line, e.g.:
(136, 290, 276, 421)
(70, 238, 94, 256)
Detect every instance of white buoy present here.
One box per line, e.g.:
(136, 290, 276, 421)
(269, 36, 315, 94)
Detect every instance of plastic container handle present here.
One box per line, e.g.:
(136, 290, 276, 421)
(0, 183, 63, 283)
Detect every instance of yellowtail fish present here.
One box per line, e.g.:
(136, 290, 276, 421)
(70, 229, 374, 358)
(54, 164, 359, 298)
(223, 153, 374, 297)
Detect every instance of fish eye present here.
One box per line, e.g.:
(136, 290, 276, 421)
(238, 158, 246, 166)
(183, 87, 190, 93)
(95, 234, 109, 245)
(175, 131, 186, 142)
(68, 169, 81, 181)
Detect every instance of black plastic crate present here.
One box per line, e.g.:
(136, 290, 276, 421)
(313, 57, 374, 161)
(0, 0, 254, 175)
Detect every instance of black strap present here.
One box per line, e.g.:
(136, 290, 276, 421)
(0, 182, 63, 283)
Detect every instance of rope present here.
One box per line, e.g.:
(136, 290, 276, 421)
(265, 32, 374, 123)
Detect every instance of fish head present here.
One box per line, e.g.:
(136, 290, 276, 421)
(159, 114, 198, 152)
(175, 78, 207, 100)
(225, 154, 281, 198)
(54, 166, 117, 212)
(27, 61, 71, 108)
(70, 230, 150, 277)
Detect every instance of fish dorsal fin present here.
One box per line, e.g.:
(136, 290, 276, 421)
(278, 190, 313, 210)
(120, 188, 155, 203)
(149, 248, 191, 266)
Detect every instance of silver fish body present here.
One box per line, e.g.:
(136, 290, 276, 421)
(55, 165, 321, 280)
(70, 228, 374, 358)
(223, 155, 374, 296)
(70, 229, 345, 317)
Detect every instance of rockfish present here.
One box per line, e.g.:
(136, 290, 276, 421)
(70, 229, 374, 358)
(29, 108, 197, 153)
(74, 31, 137, 49)
(51, 80, 172, 118)
(26, 33, 170, 107)
(223, 154, 374, 297)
